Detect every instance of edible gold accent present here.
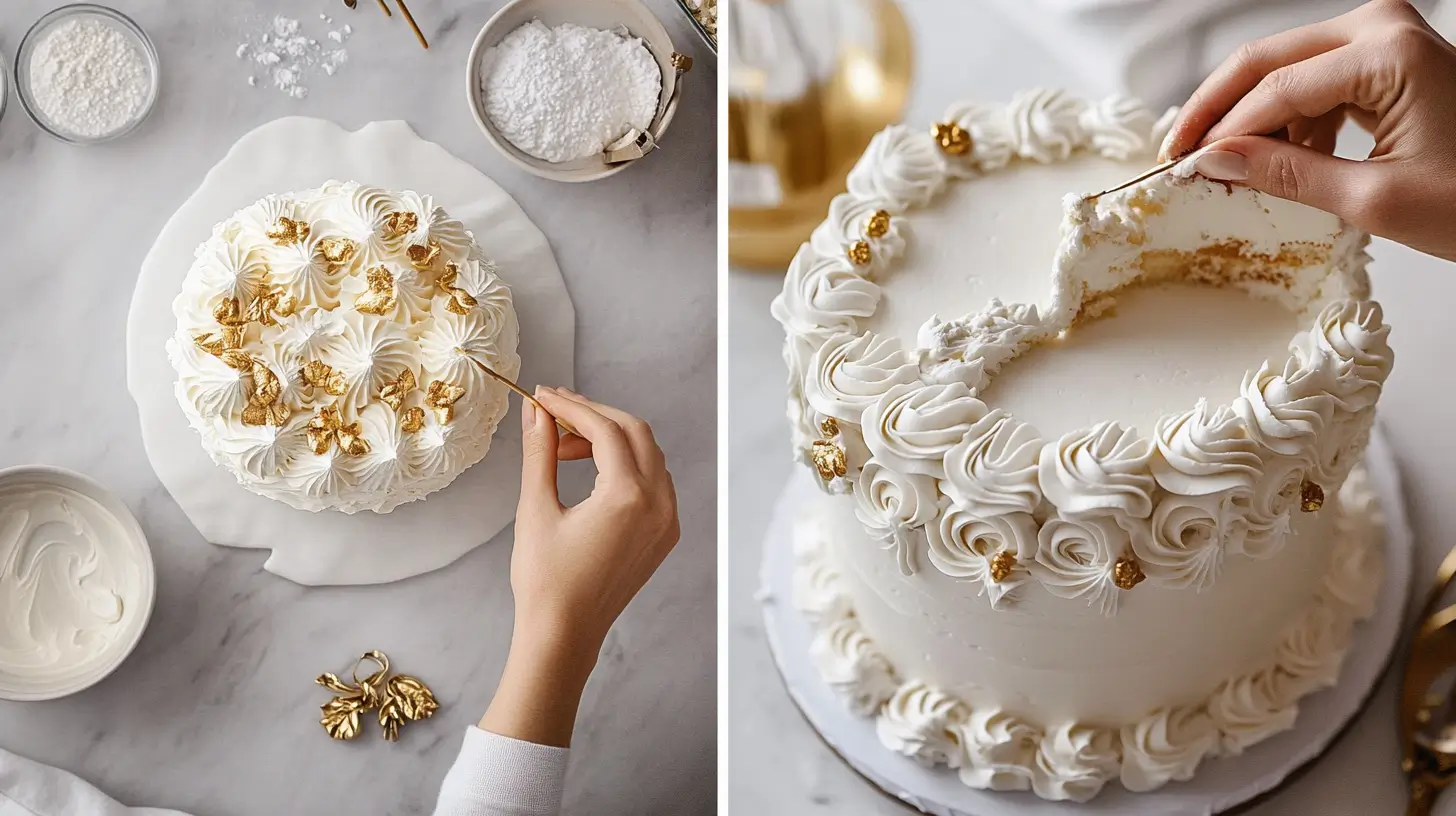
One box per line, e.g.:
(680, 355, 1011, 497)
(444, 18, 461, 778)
(220, 349, 253, 372)
(846, 240, 872, 266)
(866, 210, 891, 239)
(318, 236, 358, 267)
(378, 368, 417, 412)
(1113, 557, 1146, 590)
(810, 439, 848, 483)
(355, 266, 397, 315)
(383, 211, 419, 239)
(316, 651, 439, 743)
(193, 327, 245, 357)
(932, 122, 972, 156)
(301, 360, 348, 397)
(988, 551, 1016, 584)
(213, 297, 248, 327)
(307, 404, 370, 456)
(426, 380, 466, 424)
(244, 286, 297, 326)
(671, 52, 693, 72)
(407, 241, 441, 271)
(1301, 480, 1325, 512)
(819, 417, 840, 438)
(401, 407, 426, 433)
(438, 262, 478, 315)
(266, 216, 311, 246)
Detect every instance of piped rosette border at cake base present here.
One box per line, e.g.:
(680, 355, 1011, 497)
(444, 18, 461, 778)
(758, 432, 1411, 813)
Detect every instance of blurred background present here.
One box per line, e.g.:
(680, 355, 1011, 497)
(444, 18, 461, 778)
(727, 0, 1456, 812)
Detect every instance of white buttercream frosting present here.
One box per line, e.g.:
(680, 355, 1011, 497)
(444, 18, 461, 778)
(167, 181, 520, 514)
(1039, 422, 1154, 520)
(925, 500, 1036, 609)
(792, 466, 1384, 799)
(846, 125, 949, 211)
(804, 332, 919, 423)
(853, 459, 938, 575)
(1031, 513, 1135, 616)
(876, 680, 968, 768)
(941, 410, 1043, 517)
(862, 382, 986, 479)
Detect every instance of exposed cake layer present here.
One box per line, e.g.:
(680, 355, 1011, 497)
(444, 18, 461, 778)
(167, 181, 521, 514)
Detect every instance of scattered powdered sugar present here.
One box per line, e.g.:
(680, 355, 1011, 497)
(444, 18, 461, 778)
(480, 20, 661, 164)
(27, 17, 150, 139)
(236, 14, 351, 98)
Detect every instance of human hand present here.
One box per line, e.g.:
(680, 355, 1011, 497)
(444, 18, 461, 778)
(478, 388, 679, 747)
(1159, 0, 1456, 261)
(511, 387, 681, 651)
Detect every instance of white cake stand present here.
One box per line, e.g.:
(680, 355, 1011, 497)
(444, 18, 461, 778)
(759, 428, 1412, 816)
(125, 117, 575, 586)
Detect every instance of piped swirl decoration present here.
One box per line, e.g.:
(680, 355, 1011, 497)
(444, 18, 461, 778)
(773, 89, 1393, 608)
(168, 181, 521, 514)
(792, 470, 1385, 800)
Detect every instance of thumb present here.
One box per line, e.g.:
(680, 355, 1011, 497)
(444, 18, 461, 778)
(1192, 135, 1374, 225)
(519, 400, 561, 513)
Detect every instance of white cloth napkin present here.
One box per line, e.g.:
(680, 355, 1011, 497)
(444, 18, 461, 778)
(0, 747, 191, 816)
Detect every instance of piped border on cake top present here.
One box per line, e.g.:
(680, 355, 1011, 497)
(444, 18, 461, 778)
(793, 467, 1385, 802)
(770, 90, 1394, 615)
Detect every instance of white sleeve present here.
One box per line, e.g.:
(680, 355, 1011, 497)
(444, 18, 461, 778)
(432, 727, 569, 816)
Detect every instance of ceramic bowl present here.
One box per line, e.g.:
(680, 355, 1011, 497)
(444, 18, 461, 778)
(0, 465, 155, 701)
(466, 0, 690, 182)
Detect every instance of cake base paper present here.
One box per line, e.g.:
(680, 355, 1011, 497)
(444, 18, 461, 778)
(759, 428, 1411, 815)
(126, 117, 575, 586)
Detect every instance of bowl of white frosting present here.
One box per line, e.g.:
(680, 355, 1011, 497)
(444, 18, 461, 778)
(467, 0, 690, 182)
(0, 466, 155, 701)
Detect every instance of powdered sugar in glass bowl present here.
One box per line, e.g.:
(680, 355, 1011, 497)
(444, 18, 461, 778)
(16, 4, 159, 144)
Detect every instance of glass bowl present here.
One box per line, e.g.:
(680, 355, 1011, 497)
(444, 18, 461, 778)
(15, 3, 160, 144)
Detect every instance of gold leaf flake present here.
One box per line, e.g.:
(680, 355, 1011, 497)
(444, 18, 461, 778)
(382, 211, 419, 239)
(931, 122, 972, 156)
(988, 551, 1016, 584)
(1113, 557, 1146, 590)
(438, 262, 478, 315)
(425, 380, 466, 425)
(318, 236, 357, 266)
(866, 210, 891, 239)
(387, 674, 439, 722)
(213, 297, 248, 327)
(307, 404, 371, 456)
(1300, 480, 1325, 512)
(401, 407, 425, 433)
(266, 216, 311, 246)
(809, 439, 847, 483)
(377, 368, 416, 412)
(301, 361, 348, 397)
(846, 240, 872, 266)
(320, 695, 364, 741)
(355, 265, 397, 315)
(407, 241, 442, 271)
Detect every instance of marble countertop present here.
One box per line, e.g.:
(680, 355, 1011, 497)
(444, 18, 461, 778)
(728, 2, 1456, 813)
(0, 1, 716, 814)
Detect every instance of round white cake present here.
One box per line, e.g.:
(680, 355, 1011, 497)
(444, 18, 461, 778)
(775, 90, 1393, 801)
(167, 180, 521, 514)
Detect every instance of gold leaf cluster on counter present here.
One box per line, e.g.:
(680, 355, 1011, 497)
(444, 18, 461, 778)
(316, 650, 439, 743)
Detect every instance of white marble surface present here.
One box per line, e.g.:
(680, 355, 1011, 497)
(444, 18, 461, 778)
(728, 1, 1456, 812)
(0, 1, 716, 814)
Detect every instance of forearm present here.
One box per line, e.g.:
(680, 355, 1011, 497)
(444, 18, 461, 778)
(478, 620, 602, 748)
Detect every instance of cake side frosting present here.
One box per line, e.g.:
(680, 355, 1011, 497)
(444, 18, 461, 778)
(771, 89, 1393, 611)
(794, 468, 1385, 801)
(167, 181, 521, 514)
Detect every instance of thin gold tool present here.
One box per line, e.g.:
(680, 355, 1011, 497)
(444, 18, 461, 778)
(376, 0, 392, 16)
(1080, 145, 1210, 201)
(470, 359, 579, 437)
(395, 0, 429, 49)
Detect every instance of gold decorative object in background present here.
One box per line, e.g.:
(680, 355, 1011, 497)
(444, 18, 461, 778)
(728, 0, 913, 269)
(316, 650, 439, 742)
